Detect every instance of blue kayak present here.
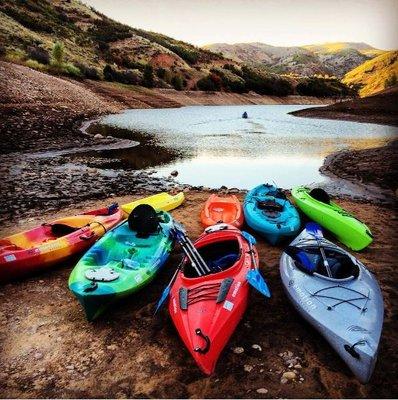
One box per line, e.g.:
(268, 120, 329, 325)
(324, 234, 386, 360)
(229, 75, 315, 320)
(244, 184, 301, 244)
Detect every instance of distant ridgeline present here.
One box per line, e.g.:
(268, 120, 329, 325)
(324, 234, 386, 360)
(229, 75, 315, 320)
(1, 0, 393, 97)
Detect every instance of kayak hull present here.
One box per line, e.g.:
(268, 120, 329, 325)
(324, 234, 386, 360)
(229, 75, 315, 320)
(200, 194, 244, 228)
(0, 205, 123, 283)
(121, 192, 184, 214)
(280, 229, 383, 383)
(244, 184, 301, 244)
(69, 211, 174, 320)
(169, 225, 257, 374)
(291, 186, 373, 251)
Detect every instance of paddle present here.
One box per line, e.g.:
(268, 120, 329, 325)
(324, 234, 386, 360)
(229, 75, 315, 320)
(284, 246, 316, 272)
(154, 258, 183, 314)
(241, 231, 271, 298)
(306, 222, 332, 277)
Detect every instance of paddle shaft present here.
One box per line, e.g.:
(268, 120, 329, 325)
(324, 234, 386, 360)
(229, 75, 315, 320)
(315, 237, 332, 278)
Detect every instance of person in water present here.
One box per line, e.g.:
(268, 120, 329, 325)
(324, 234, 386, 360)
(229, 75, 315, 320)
(242, 111, 248, 119)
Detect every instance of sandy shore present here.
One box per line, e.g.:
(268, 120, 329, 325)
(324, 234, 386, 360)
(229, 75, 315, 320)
(1, 61, 398, 398)
(1, 192, 397, 399)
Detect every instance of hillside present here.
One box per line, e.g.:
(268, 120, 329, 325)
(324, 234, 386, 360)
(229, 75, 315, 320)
(0, 0, 226, 90)
(342, 51, 398, 97)
(204, 41, 385, 78)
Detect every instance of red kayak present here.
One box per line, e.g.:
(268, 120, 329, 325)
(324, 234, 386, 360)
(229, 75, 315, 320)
(168, 224, 259, 374)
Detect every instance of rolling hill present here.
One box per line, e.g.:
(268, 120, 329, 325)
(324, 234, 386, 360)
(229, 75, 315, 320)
(204, 42, 386, 78)
(342, 51, 398, 97)
(0, 0, 226, 89)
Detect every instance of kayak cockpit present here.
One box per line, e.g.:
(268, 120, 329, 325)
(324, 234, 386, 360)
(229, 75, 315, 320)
(290, 246, 360, 280)
(184, 238, 240, 278)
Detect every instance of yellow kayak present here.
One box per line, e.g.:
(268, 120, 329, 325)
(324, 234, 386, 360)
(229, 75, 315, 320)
(121, 192, 185, 214)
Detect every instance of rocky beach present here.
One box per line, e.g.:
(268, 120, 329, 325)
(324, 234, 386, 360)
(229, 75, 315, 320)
(1, 60, 397, 398)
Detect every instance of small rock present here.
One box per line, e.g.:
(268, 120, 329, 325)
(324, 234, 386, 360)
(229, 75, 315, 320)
(34, 352, 43, 360)
(39, 280, 44, 283)
(106, 344, 118, 351)
(294, 364, 302, 369)
(232, 347, 244, 354)
(282, 371, 296, 381)
(170, 170, 178, 177)
(66, 365, 75, 370)
(94, 134, 103, 139)
(280, 378, 288, 384)
(244, 364, 253, 372)
(256, 388, 268, 394)
(252, 344, 262, 352)
(299, 377, 304, 381)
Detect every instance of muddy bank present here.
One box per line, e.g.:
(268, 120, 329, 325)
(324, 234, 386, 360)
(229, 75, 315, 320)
(0, 192, 397, 399)
(321, 140, 398, 193)
(290, 85, 398, 127)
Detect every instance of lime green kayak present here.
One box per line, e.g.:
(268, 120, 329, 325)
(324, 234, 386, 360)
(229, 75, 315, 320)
(69, 210, 174, 320)
(291, 186, 373, 251)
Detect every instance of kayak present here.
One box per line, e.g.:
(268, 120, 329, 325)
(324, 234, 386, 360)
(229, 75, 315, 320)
(69, 205, 174, 321)
(280, 226, 383, 383)
(291, 186, 373, 251)
(121, 192, 184, 215)
(0, 204, 123, 283)
(244, 184, 301, 244)
(200, 194, 244, 228)
(168, 224, 259, 375)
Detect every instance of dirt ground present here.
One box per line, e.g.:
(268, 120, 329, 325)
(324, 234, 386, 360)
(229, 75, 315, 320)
(0, 191, 397, 399)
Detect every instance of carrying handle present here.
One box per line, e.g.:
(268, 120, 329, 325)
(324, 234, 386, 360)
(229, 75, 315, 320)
(79, 231, 95, 241)
(194, 328, 210, 354)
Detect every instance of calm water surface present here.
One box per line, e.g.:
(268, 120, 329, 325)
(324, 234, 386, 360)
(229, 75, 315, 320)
(91, 105, 398, 189)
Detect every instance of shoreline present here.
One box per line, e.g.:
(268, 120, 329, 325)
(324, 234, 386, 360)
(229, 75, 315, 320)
(1, 60, 396, 226)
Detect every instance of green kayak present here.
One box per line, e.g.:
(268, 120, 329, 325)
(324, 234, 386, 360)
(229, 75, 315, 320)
(291, 186, 373, 251)
(69, 206, 174, 320)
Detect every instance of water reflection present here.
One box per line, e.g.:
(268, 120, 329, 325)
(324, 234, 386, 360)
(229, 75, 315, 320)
(87, 105, 397, 188)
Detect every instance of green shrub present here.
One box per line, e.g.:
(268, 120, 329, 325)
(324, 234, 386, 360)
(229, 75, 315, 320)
(5, 48, 27, 63)
(75, 62, 100, 80)
(156, 67, 167, 79)
(25, 59, 47, 71)
(197, 73, 222, 91)
(103, 64, 140, 84)
(0, 45, 6, 57)
(385, 74, 397, 89)
(63, 63, 82, 77)
(171, 74, 184, 90)
(142, 64, 154, 88)
(51, 41, 64, 66)
(296, 77, 356, 97)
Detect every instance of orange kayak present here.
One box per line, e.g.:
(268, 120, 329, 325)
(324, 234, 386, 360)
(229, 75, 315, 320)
(0, 204, 123, 283)
(200, 194, 244, 228)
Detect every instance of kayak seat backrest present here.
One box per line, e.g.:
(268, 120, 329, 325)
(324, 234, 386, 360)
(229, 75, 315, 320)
(290, 246, 359, 279)
(44, 223, 80, 237)
(184, 239, 240, 278)
(128, 204, 159, 238)
(257, 199, 283, 212)
(309, 188, 330, 204)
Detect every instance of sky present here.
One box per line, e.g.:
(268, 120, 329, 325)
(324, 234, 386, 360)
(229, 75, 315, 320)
(83, 0, 398, 49)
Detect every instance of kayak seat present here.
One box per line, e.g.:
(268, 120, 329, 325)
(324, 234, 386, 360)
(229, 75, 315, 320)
(128, 204, 159, 238)
(309, 188, 330, 204)
(288, 247, 359, 279)
(184, 239, 240, 278)
(43, 223, 80, 237)
(257, 200, 283, 212)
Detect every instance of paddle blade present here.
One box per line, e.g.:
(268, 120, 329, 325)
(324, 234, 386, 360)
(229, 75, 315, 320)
(306, 222, 324, 239)
(242, 231, 257, 246)
(246, 269, 271, 298)
(154, 286, 170, 314)
(285, 246, 316, 272)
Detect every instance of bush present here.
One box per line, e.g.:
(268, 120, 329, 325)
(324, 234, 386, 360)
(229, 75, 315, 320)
(25, 59, 47, 71)
(27, 46, 50, 65)
(142, 64, 154, 88)
(5, 48, 27, 63)
(0, 45, 6, 57)
(75, 62, 100, 80)
(385, 74, 397, 89)
(171, 74, 184, 90)
(103, 64, 140, 84)
(197, 73, 222, 91)
(156, 67, 167, 79)
(63, 63, 82, 77)
(296, 77, 356, 97)
(51, 41, 64, 66)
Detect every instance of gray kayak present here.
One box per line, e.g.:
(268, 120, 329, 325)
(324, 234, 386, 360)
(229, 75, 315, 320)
(280, 227, 384, 383)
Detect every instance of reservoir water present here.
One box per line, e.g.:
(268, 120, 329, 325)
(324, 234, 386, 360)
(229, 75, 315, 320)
(89, 105, 397, 189)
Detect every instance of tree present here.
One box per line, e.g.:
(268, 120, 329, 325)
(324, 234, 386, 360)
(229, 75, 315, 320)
(171, 74, 184, 90)
(143, 64, 154, 88)
(51, 41, 64, 66)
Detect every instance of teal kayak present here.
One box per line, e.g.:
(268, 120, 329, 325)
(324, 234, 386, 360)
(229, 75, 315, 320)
(69, 207, 174, 320)
(244, 184, 301, 244)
